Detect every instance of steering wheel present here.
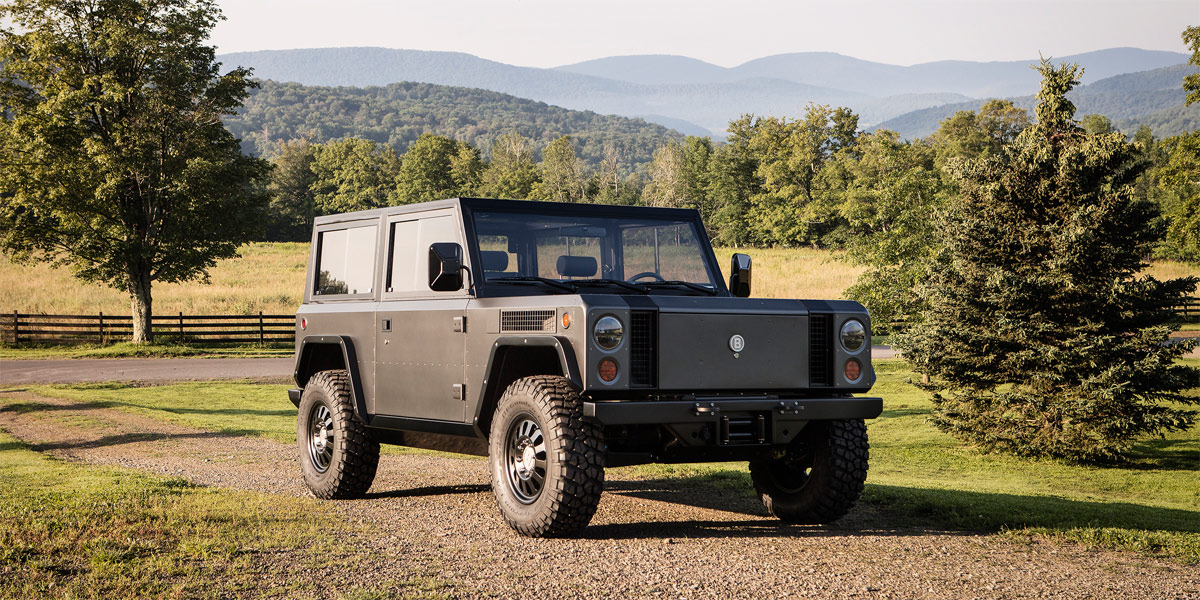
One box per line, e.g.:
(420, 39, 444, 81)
(627, 271, 665, 283)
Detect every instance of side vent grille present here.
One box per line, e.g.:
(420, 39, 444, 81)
(809, 314, 833, 386)
(629, 311, 657, 387)
(500, 309, 556, 333)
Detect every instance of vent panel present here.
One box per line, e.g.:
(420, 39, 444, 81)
(629, 311, 657, 387)
(500, 309, 556, 333)
(809, 314, 833, 386)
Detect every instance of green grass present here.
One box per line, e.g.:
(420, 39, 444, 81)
(0, 342, 293, 360)
(0, 430, 449, 599)
(11, 359, 1200, 563)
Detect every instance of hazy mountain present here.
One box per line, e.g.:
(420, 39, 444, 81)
(874, 64, 1199, 138)
(558, 47, 1188, 97)
(220, 47, 1190, 140)
(224, 80, 685, 170)
(1116, 102, 1200, 138)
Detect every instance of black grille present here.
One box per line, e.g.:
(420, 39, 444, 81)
(809, 314, 833, 386)
(629, 311, 656, 387)
(500, 309, 556, 333)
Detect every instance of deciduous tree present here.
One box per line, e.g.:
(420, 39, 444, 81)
(0, 0, 270, 342)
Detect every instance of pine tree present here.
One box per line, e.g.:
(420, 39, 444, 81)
(895, 61, 1199, 463)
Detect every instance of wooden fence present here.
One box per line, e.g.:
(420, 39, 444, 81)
(0, 311, 295, 345)
(1178, 296, 1200, 322)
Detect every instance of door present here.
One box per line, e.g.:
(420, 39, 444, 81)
(374, 210, 468, 422)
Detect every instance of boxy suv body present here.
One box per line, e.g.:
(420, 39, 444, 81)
(289, 197, 882, 536)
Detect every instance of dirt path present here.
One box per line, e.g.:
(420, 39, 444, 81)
(1, 390, 1194, 599)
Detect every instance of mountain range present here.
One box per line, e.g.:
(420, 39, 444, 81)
(218, 47, 1195, 140)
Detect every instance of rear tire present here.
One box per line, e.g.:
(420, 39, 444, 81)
(749, 419, 868, 524)
(297, 369, 379, 499)
(488, 375, 604, 537)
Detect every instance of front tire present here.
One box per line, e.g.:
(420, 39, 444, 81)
(488, 375, 604, 537)
(749, 419, 868, 524)
(297, 369, 380, 499)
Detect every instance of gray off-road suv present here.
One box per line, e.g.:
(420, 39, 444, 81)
(289, 197, 882, 537)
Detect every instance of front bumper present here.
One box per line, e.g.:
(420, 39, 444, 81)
(583, 396, 882, 426)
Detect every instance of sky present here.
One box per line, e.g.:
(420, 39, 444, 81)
(210, 0, 1197, 67)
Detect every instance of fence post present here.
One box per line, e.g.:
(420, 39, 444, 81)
(179, 312, 184, 343)
(259, 311, 265, 346)
(11, 310, 17, 346)
(98, 311, 104, 345)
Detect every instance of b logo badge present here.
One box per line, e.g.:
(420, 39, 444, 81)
(729, 334, 745, 353)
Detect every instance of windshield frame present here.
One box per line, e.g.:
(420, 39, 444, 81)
(460, 198, 728, 298)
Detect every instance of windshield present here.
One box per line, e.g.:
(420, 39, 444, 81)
(470, 210, 718, 293)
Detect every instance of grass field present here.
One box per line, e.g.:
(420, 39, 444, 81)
(0, 431, 447, 598)
(15, 358, 1199, 564)
(4, 243, 1195, 316)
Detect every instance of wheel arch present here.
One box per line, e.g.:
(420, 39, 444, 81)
(473, 336, 581, 437)
(295, 335, 370, 424)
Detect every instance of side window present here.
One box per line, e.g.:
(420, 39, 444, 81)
(314, 224, 378, 295)
(386, 214, 460, 293)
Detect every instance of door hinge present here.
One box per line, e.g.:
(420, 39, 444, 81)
(453, 316, 466, 333)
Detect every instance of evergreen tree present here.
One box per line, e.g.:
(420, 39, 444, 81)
(896, 61, 1199, 463)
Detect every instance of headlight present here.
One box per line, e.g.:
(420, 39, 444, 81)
(840, 319, 866, 352)
(593, 315, 623, 350)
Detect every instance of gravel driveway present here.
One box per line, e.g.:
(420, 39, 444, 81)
(0, 390, 1193, 600)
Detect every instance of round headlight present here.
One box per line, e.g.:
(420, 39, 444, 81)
(840, 319, 866, 352)
(593, 315, 624, 350)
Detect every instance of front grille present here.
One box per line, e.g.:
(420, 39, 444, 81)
(629, 311, 656, 387)
(809, 314, 833, 386)
(500, 309, 556, 333)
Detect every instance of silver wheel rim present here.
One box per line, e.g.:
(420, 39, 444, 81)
(505, 415, 547, 504)
(308, 403, 334, 473)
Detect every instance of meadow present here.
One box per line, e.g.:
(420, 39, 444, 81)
(3, 243, 1195, 315)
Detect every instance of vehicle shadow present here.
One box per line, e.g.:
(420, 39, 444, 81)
(365, 483, 491, 499)
(587, 472, 1199, 541)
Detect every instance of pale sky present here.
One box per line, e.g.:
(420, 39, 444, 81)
(210, 0, 1197, 67)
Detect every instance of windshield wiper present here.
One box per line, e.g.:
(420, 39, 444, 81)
(487, 276, 576, 293)
(570, 278, 650, 294)
(636, 280, 719, 295)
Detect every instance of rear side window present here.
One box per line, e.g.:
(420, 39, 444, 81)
(314, 224, 378, 295)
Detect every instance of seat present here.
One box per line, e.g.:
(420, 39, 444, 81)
(556, 255, 597, 278)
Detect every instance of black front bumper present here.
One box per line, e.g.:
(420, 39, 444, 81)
(583, 396, 882, 426)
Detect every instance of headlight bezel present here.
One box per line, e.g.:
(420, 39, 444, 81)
(593, 314, 624, 351)
(839, 318, 866, 353)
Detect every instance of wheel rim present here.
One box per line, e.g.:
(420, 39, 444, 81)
(505, 415, 547, 504)
(768, 448, 815, 494)
(308, 402, 335, 473)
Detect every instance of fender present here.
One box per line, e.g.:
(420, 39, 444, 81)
(295, 335, 370, 425)
(473, 335, 582, 433)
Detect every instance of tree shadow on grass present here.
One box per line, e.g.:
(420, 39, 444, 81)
(30, 430, 260, 452)
(0, 399, 291, 418)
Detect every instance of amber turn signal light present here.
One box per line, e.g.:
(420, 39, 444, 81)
(844, 358, 862, 382)
(562, 312, 571, 329)
(598, 357, 618, 382)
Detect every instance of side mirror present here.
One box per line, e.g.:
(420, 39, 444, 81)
(428, 242, 464, 291)
(729, 253, 751, 298)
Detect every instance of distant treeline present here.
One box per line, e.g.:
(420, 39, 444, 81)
(226, 80, 684, 170)
(261, 99, 1198, 284)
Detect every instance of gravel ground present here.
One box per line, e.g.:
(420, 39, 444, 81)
(1, 390, 1195, 600)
